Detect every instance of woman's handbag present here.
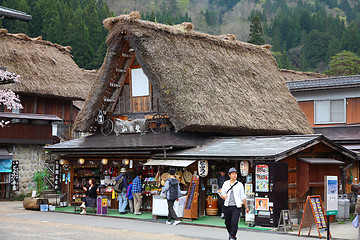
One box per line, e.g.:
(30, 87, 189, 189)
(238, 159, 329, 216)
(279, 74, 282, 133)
(353, 214, 359, 228)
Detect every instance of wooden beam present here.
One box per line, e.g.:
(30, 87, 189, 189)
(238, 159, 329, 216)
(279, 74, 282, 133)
(109, 54, 136, 113)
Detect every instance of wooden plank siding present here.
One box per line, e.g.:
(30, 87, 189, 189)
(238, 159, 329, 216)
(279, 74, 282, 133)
(281, 142, 352, 215)
(298, 97, 360, 127)
(0, 123, 52, 141)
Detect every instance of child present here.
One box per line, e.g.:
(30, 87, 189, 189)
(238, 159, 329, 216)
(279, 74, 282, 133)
(126, 182, 134, 213)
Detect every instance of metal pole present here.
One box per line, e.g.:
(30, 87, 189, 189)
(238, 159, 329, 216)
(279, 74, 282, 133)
(327, 214, 330, 240)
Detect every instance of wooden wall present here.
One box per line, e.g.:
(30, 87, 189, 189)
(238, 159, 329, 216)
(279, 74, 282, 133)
(16, 95, 76, 125)
(298, 98, 360, 127)
(114, 63, 165, 115)
(0, 123, 52, 142)
(281, 142, 354, 215)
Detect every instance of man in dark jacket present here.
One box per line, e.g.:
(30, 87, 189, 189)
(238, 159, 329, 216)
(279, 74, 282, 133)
(161, 169, 181, 225)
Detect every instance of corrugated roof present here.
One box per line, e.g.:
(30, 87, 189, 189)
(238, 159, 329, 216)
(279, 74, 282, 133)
(0, 112, 61, 121)
(164, 135, 322, 160)
(286, 75, 360, 92)
(0, 6, 32, 22)
(45, 131, 210, 152)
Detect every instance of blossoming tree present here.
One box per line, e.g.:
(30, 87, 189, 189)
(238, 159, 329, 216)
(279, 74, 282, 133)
(0, 69, 23, 127)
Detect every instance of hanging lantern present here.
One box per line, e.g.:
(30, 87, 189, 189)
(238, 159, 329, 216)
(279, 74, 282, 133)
(240, 161, 249, 177)
(59, 159, 66, 165)
(101, 158, 108, 165)
(198, 160, 208, 177)
(122, 158, 129, 165)
(78, 158, 85, 165)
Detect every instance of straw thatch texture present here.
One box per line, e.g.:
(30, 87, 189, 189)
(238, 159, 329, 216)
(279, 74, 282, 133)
(0, 29, 95, 100)
(280, 69, 327, 82)
(75, 13, 313, 135)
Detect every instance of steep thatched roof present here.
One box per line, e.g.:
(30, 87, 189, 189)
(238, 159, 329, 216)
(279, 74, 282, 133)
(280, 69, 327, 82)
(75, 12, 313, 135)
(0, 29, 95, 100)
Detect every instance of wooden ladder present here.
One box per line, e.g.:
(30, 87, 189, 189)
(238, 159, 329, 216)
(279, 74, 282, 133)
(100, 42, 136, 114)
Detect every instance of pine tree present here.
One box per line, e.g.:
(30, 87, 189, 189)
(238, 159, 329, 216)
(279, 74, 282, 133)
(248, 15, 265, 45)
(324, 51, 360, 76)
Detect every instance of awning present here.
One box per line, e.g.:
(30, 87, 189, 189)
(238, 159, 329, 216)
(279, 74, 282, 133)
(0, 147, 11, 159)
(144, 159, 195, 167)
(0, 112, 61, 121)
(298, 157, 344, 164)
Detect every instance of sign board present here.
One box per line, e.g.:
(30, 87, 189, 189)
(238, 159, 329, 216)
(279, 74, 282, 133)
(184, 175, 199, 219)
(198, 160, 208, 177)
(0, 159, 12, 173)
(324, 176, 338, 215)
(298, 195, 329, 238)
(54, 160, 61, 191)
(114, 118, 148, 135)
(10, 161, 19, 191)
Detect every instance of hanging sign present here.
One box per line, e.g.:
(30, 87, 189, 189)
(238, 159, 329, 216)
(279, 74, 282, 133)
(198, 160, 208, 177)
(240, 161, 249, 176)
(54, 160, 61, 191)
(10, 161, 19, 191)
(298, 195, 329, 238)
(324, 176, 338, 215)
(114, 118, 148, 135)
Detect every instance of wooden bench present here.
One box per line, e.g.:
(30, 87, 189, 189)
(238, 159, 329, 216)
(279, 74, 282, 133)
(73, 201, 96, 214)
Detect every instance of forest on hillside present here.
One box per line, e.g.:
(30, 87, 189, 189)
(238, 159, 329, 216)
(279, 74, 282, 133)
(1, 0, 360, 74)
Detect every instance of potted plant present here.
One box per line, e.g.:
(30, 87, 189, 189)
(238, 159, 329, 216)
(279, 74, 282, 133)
(23, 169, 49, 210)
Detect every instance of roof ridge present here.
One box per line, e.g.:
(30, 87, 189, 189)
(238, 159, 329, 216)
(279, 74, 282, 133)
(0, 28, 72, 54)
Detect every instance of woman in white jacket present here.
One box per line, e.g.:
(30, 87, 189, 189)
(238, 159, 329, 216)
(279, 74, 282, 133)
(220, 168, 249, 240)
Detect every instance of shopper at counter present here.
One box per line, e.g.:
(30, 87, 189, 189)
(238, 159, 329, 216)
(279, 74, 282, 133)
(80, 178, 97, 215)
(220, 168, 249, 240)
(217, 168, 229, 219)
(162, 169, 181, 225)
(132, 172, 143, 215)
(115, 168, 128, 214)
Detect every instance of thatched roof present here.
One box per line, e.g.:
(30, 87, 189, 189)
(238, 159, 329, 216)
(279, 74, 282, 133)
(280, 69, 327, 82)
(75, 12, 313, 135)
(0, 29, 95, 101)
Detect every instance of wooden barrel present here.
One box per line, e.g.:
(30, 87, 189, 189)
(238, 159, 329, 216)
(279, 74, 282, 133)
(206, 195, 219, 216)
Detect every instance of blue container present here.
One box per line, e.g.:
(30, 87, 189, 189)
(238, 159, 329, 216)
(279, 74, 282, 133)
(40, 204, 49, 211)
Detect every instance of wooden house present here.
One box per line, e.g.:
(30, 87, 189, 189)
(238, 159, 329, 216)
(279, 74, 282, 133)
(0, 29, 95, 197)
(286, 75, 360, 192)
(45, 12, 319, 210)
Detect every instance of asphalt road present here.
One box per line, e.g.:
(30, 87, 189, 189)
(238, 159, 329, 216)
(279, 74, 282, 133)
(0, 201, 348, 240)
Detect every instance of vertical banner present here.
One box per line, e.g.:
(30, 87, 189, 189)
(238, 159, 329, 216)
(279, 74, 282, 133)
(10, 161, 19, 191)
(324, 176, 338, 215)
(54, 160, 61, 191)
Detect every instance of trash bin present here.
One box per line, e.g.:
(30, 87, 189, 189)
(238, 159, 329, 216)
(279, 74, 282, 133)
(336, 194, 347, 220)
(344, 196, 350, 220)
(97, 196, 108, 215)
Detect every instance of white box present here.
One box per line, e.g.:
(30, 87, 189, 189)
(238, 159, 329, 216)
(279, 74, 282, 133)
(152, 195, 187, 217)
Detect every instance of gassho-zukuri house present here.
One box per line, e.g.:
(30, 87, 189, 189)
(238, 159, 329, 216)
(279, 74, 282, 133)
(45, 12, 358, 226)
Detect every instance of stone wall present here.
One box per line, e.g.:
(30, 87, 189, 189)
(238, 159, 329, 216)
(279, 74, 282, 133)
(12, 144, 45, 195)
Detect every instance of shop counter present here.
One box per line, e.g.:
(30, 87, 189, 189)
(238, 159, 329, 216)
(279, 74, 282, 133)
(152, 195, 187, 218)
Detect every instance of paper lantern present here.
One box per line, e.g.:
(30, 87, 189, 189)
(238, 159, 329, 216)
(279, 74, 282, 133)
(198, 160, 208, 177)
(101, 158, 108, 165)
(240, 161, 249, 177)
(78, 158, 85, 165)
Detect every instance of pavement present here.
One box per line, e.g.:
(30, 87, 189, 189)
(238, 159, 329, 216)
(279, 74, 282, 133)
(0, 201, 358, 240)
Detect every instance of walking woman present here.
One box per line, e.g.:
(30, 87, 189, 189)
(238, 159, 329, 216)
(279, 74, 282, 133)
(220, 168, 249, 240)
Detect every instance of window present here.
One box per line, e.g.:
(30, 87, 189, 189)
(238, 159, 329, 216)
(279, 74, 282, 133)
(131, 68, 149, 97)
(315, 99, 345, 124)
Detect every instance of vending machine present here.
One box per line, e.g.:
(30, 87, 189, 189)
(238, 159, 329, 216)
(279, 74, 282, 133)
(254, 162, 288, 227)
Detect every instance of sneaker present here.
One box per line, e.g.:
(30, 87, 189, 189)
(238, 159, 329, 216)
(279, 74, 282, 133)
(166, 221, 172, 225)
(80, 203, 86, 208)
(80, 209, 86, 215)
(173, 220, 181, 225)
(221, 213, 225, 219)
(134, 212, 142, 215)
(119, 212, 127, 214)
